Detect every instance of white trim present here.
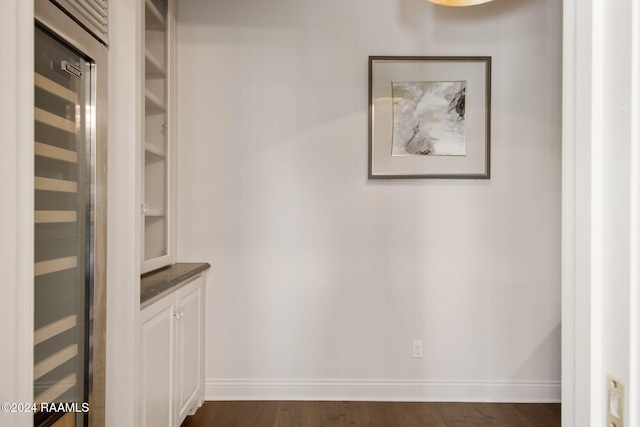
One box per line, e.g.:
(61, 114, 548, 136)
(629, 1, 640, 425)
(562, 0, 603, 425)
(0, 1, 34, 426)
(561, 0, 577, 424)
(589, 0, 605, 425)
(205, 379, 561, 403)
(15, 1, 34, 417)
(106, 0, 143, 425)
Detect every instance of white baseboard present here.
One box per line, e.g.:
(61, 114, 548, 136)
(205, 379, 561, 403)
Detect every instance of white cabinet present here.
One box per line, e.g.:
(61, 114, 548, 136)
(175, 278, 205, 422)
(141, 292, 175, 427)
(141, 0, 176, 273)
(141, 275, 205, 427)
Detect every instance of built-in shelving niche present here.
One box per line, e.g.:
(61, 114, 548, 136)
(142, 0, 172, 271)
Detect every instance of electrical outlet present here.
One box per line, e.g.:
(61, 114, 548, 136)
(607, 376, 624, 427)
(412, 340, 423, 358)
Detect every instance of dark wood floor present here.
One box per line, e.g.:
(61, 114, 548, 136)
(181, 401, 560, 426)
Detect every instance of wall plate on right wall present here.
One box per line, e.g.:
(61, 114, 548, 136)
(607, 376, 624, 427)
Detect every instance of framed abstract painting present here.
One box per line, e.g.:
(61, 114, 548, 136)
(368, 56, 491, 179)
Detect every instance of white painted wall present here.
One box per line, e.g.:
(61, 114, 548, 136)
(176, 0, 563, 401)
(0, 0, 630, 421)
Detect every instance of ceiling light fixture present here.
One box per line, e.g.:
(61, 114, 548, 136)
(428, 0, 494, 6)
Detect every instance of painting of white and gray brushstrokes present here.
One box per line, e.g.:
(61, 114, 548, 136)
(392, 81, 466, 156)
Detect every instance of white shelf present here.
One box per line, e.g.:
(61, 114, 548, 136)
(145, 50, 166, 78)
(145, 0, 165, 31)
(145, 142, 166, 157)
(145, 208, 166, 217)
(145, 89, 166, 114)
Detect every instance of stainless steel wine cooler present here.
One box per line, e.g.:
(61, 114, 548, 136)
(34, 1, 107, 426)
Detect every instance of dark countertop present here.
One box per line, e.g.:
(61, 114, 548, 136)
(140, 262, 211, 306)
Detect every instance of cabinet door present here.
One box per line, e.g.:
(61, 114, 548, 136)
(34, 23, 97, 427)
(175, 276, 204, 423)
(141, 294, 176, 427)
(142, 0, 175, 273)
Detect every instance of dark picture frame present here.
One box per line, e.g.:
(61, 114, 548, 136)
(368, 56, 491, 179)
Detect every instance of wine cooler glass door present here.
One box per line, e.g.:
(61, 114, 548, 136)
(34, 24, 94, 427)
